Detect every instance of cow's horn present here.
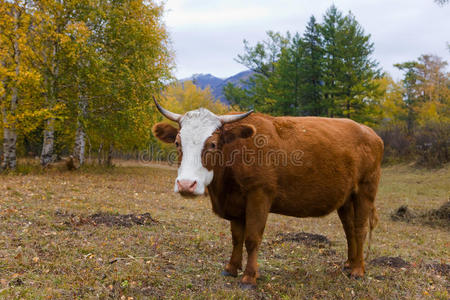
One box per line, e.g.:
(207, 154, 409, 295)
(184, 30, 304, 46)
(153, 96, 182, 122)
(218, 110, 254, 124)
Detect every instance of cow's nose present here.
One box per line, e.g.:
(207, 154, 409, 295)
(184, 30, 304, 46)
(177, 180, 197, 194)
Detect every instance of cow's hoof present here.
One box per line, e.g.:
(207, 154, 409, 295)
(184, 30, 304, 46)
(239, 282, 256, 290)
(350, 267, 364, 278)
(221, 270, 237, 277)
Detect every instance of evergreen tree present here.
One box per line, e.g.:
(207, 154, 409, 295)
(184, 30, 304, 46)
(298, 15, 325, 116)
(225, 31, 289, 114)
(225, 5, 380, 120)
(320, 5, 380, 119)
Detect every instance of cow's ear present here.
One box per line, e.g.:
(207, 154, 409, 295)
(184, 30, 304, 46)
(152, 122, 179, 143)
(223, 124, 255, 144)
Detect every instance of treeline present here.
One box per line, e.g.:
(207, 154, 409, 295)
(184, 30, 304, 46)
(225, 5, 449, 167)
(0, 0, 172, 170)
(1, 2, 448, 170)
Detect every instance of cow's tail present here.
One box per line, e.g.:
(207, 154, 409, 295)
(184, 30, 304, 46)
(366, 205, 378, 260)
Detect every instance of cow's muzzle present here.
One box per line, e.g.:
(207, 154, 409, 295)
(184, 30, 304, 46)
(176, 179, 197, 196)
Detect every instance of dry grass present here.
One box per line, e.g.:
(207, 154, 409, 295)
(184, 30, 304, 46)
(0, 162, 448, 299)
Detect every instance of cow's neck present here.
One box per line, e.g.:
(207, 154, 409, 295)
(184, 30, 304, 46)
(207, 166, 245, 220)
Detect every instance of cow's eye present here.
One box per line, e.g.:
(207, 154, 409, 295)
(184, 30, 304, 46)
(175, 141, 179, 147)
(210, 142, 216, 149)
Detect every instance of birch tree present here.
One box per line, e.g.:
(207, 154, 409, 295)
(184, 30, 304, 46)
(0, 0, 38, 170)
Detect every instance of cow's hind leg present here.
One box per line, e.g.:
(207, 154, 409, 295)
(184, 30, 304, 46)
(223, 219, 244, 277)
(241, 189, 270, 288)
(350, 179, 378, 277)
(338, 199, 356, 270)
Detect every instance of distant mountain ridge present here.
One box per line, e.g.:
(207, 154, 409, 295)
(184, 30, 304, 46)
(180, 70, 254, 105)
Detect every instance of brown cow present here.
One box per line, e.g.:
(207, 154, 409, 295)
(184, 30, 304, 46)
(152, 97, 383, 288)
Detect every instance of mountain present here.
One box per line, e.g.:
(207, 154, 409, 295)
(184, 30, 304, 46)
(180, 70, 254, 105)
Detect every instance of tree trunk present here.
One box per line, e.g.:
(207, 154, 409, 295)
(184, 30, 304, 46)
(73, 124, 86, 165)
(40, 28, 60, 167)
(2, 111, 17, 170)
(97, 143, 103, 165)
(73, 93, 87, 165)
(41, 118, 55, 166)
(106, 144, 113, 167)
(1, 7, 20, 170)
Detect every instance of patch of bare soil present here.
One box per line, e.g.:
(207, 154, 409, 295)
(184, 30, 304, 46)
(425, 263, 450, 277)
(391, 205, 416, 221)
(55, 211, 158, 227)
(429, 201, 450, 219)
(423, 201, 450, 228)
(275, 232, 330, 248)
(391, 201, 450, 229)
(370, 256, 410, 268)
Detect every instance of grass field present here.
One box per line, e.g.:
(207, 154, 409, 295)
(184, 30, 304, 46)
(0, 162, 448, 299)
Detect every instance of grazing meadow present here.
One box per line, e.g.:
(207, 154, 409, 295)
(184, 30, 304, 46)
(0, 162, 448, 299)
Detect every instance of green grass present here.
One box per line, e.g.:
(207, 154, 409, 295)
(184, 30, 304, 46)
(0, 163, 448, 299)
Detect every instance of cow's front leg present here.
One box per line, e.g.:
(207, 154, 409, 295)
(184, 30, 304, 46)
(223, 219, 245, 277)
(241, 189, 270, 288)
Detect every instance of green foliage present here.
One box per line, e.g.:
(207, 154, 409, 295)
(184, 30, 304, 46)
(225, 4, 449, 166)
(226, 5, 381, 119)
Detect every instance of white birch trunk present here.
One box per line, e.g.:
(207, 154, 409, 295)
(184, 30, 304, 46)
(2, 110, 17, 170)
(74, 122, 86, 165)
(41, 37, 59, 166)
(1, 7, 20, 170)
(73, 92, 87, 165)
(41, 118, 55, 166)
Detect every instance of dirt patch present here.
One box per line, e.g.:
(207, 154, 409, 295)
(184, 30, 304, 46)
(391, 201, 449, 229)
(275, 232, 330, 248)
(370, 256, 410, 268)
(56, 211, 158, 227)
(423, 201, 450, 228)
(429, 201, 450, 219)
(391, 205, 416, 221)
(9, 277, 24, 287)
(425, 263, 450, 277)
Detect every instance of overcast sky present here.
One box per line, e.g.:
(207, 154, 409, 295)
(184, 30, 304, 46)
(162, 0, 450, 80)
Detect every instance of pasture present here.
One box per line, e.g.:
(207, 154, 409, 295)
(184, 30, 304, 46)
(0, 163, 448, 299)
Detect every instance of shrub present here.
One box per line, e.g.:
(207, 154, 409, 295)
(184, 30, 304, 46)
(415, 122, 450, 168)
(376, 125, 414, 163)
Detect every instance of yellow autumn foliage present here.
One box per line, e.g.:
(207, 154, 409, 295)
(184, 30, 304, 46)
(161, 81, 228, 115)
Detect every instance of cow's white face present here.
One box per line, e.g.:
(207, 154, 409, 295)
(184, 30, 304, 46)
(175, 109, 221, 195)
(152, 104, 255, 197)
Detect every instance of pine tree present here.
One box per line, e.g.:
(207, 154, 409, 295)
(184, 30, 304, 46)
(320, 5, 380, 120)
(298, 15, 325, 116)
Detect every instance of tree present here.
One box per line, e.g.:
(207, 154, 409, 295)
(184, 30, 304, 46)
(161, 81, 228, 115)
(86, 0, 173, 165)
(225, 5, 380, 120)
(227, 31, 290, 114)
(395, 54, 450, 130)
(320, 5, 381, 119)
(0, 0, 40, 170)
(297, 15, 325, 116)
(435, 0, 449, 5)
(33, 0, 76, 166)
(1, 0, 173, 169)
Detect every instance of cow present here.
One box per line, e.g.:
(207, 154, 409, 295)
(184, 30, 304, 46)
(151, 97, 383, 288)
